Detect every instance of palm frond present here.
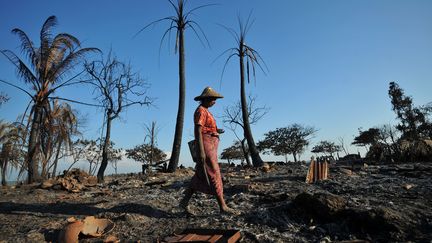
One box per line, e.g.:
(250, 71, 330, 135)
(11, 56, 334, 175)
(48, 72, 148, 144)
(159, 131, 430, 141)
(211, 47, 237, 65)
(0, 79, 34, 100)
(52, 33, 81, 50)
(168, 0, 180, 17)
(44, 46, 68, 81)
(49, 47, 100, 83)
(185, 3, 218, 20)
(219, 53, 238, 85)
(40, 16, 57, 43)
(159, 26, 177, 58)
(217, 24, 240, 43)
(186, 21, 207, 48)
(133, 17, 175, 38)
(11, 28, 37, 67)
(243, 10, 255, 37)
(49, 96, 103, 107)
(40, 16, 58, 70)
(44, 32, 84, 78)
(247, 46, 269, 72)
(246, 48, 268, 75)
(218, 13, 268, 89)
(186, 20, 211, 48)
(1, 50, 39, 90)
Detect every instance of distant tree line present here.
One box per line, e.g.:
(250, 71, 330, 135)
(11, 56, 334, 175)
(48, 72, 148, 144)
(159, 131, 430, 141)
(351, 82, 432, 162)
(220, 82, 431, 164)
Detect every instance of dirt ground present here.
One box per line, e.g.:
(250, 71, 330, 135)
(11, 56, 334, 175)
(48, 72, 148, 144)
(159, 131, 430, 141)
(0, 161, 431, 243)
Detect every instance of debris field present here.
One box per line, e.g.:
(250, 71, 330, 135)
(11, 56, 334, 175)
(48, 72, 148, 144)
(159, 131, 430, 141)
(0, 162, 431, 242)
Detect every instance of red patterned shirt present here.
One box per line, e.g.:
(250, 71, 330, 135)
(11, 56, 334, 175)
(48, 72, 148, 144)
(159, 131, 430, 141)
(194, 105, 219, 136)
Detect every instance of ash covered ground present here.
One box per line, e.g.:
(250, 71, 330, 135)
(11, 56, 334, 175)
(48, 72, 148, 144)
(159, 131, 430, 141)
(0, 162, 431, 242)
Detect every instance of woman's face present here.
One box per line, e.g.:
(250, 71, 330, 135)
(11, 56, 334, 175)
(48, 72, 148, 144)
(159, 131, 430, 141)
(201, 98, 216, 107)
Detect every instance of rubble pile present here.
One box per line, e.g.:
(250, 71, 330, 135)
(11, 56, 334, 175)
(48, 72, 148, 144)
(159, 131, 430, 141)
(40, 169, 97, 192)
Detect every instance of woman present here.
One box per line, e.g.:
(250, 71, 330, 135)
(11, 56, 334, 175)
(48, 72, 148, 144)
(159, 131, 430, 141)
(179, 87, 237, 215)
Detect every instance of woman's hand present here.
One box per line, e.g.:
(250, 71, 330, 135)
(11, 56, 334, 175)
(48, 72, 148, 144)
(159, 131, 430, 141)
(199, 150, 206, 165)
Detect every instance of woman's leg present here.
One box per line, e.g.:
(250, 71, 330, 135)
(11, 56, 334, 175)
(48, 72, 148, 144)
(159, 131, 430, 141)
(216, 193, 239, 214)
(180, 187, 194, 206)
(216, 193, 228, 211)
(180, 186, 194, 209)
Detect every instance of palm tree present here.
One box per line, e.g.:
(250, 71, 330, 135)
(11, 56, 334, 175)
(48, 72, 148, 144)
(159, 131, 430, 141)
(0, 121, 10, 185)
(1, 16, 99, 183)
(47, 101, 79, 178)
(0, 121, 25, 186)
(136, 0, 212, 172)
(218, 15, 268, 167)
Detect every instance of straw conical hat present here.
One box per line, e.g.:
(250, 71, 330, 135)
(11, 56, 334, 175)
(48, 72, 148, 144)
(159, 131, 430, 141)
(194, 87, 224, 101)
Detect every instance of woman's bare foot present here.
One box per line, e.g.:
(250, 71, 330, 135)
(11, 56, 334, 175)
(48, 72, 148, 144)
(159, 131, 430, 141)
(179, 199, 196, 216)
(220, 206, 240, 215)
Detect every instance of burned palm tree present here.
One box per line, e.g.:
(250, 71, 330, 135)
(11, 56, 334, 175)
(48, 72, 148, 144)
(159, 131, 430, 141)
(135, 0, 212, 172)
(48, 101, 79, 178)
(0, 121, 25, 186)
(218, 14, 268, 167)
(1, 16, 99, 183)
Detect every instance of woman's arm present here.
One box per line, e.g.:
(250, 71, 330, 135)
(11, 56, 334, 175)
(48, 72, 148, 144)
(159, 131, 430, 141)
(195, 125, 206, 164)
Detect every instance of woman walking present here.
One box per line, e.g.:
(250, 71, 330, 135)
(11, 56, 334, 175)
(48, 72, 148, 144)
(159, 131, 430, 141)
(180, 87, 237, 215)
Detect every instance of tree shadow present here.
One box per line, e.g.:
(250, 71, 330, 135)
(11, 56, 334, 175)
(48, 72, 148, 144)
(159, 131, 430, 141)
(0, 201, 178, 242)
(0, 201, 173, 219)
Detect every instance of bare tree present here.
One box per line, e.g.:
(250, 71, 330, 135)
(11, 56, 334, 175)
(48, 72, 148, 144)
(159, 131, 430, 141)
(142, 121, 161, 167)
(337, 137, 349, 156)
(217, 14, 268, 167)
(85, 52, 152, 182)
(222, 95, 268, 166)
(68, 139, 100, 175)
(135, 0, 213, 172)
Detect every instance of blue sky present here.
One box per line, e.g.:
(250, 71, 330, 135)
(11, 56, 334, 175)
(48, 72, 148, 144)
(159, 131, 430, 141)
(1, 0, 431, 173)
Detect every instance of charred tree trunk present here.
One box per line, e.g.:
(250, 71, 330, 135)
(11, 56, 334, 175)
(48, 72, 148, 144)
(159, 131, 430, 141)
(293, 152, 298, 163)
(1, 143, 9, 186)
(41, 138, 54, 179)
(27, 104, 42, 183)
(168, 28, 185, 172)
(241, 138, 252, 166)
(1, 159, 7, 186)
(239, 46, 263, 167)
(150, 122, 155, 167)
(51, 140, 62, 178)
(41, 101, 53, 180)
(97, 111, 112, 182)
